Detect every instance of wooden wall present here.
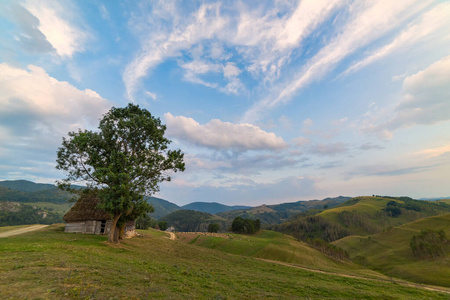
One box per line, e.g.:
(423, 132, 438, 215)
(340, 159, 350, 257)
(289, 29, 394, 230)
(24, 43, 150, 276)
(65, 220, 126, 235)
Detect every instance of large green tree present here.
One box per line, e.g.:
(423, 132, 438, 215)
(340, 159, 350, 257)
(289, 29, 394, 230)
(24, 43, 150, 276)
(56, 104, 185, 243)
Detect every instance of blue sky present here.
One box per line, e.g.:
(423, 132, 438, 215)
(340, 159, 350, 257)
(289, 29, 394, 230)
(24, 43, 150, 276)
(0, 0, 449, 206)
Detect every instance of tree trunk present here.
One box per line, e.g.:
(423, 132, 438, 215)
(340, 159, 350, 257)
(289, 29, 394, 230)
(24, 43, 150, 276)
(108, 213, 122, 243)
(119, 224, 125, 240)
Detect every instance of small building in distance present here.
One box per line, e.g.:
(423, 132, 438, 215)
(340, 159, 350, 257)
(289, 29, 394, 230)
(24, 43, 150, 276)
(63, 193, 135, 237)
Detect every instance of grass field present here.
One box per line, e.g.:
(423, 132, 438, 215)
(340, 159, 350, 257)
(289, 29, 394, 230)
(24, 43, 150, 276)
(334, 213, 450, 287)
(0, 224, 30, 234)
(179, 230, 390, 280)
(0, 225, 449, 299)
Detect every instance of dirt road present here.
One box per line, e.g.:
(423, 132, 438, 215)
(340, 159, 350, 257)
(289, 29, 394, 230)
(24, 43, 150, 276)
(167, 232, 176, 240)
(0, 225, 49, 238)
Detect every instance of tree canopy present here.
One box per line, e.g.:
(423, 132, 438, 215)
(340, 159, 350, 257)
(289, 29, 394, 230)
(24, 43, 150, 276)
(56, 104, 185, 243)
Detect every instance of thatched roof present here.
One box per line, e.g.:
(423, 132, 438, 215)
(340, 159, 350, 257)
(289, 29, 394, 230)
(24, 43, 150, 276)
(63, 193, 111, 222)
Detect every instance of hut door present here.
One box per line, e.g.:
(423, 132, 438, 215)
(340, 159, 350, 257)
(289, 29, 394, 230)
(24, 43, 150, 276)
(100, 220, 106, 234)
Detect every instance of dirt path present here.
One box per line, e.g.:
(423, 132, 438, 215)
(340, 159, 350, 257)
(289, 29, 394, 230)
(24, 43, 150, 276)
(0, 225, 49, 238)
(167, 232, 176, 240)
(256, 258, 450, 295)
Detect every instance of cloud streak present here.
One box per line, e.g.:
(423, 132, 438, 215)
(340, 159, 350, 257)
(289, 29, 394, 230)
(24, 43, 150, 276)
(243, 0, 431, 122)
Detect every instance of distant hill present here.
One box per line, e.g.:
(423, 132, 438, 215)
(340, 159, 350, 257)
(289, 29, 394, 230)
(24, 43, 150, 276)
(159, 209, 229, 232)
(333, 213, 450, 287)
(275, 196, 450, 243)
(146, 197, 180, 219)
(0, 180, 74, 204)
(181, 202, 252, 214)
(217, 196, 351, 225)
(0, 180, 57, 192)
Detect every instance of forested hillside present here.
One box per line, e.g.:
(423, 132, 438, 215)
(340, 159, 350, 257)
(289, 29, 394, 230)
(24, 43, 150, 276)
(181, 202, 251, 214)
(217, 196, 350, 225)
(334, 213, 450, 287)
(159, 210, 229, 232)
(146, 196, 180, 219)
(0, 202, 63, 226)
(275, 196, 450, 243)
(0, 180, 74, 204)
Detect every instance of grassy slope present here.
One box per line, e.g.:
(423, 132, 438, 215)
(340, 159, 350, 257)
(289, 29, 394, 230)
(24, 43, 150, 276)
(318, 196, 449, 235)
(333, 213, 450, 287)
(0, 225, 447, 299)
(182, 230, 387, 279)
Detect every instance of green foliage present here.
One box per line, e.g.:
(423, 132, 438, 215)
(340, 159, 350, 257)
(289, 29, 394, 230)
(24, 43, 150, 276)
(135, 214, 157, 230)
(160, 210, 227, 232)
(410, 229, 447, 259)
(56, 104, 184, 242)
(307, 238, 349, 261)
(275, 215, 348, 242)
(231, 217, 261, 234)
(158, 221, 168, 231)
(207, 223, 220, 233)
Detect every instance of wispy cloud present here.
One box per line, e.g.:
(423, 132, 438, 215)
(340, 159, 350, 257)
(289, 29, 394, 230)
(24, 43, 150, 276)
(243, 0, 431, 122)
(342, 3, 450, 76)
(123, 0, 343, 101)
(21, 0, 89, 58)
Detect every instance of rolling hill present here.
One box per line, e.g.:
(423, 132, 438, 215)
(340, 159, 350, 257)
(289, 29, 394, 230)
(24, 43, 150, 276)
(0, 180, 75, 204)
(333, 213, 450, 287)
(217, 196, 351, 225)
(181, 202, 251, 214)
(159, 209, 229, 232)
(146, 196, 180, 219)
(275, 196, 450, 242)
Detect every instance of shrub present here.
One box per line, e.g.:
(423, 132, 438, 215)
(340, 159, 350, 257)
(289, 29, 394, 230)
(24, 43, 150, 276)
(410, 229, 447, 259)
(208, 223, 220, 233)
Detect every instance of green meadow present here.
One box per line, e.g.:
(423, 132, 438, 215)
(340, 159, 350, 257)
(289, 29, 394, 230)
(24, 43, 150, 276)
(334, 213, 450, 287)
(1, 225, 449, 299)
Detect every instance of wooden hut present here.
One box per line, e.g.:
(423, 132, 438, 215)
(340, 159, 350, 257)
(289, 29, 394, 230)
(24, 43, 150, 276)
(63, 194, 135, 237)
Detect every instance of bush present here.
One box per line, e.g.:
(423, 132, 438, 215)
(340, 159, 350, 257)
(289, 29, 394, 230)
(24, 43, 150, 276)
(410, 229, 447, 259)
(158, 221, 168, 231)
(135, 214, 157, 230)
(208, 223, 220, 233)
(231, 217, 260, 234)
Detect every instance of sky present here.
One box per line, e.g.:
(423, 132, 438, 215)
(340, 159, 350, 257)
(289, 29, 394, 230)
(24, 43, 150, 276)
(0, 0, 449, 206)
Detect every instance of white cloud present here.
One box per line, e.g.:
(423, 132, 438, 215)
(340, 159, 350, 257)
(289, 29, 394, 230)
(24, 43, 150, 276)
(145, 91, 157, 101)
(22, 0, 89, 58)
(0, 63, 111, 149)
(164, 113, 287, 151)
(223, 62, 240, 78)
(362, 55, 450, 137)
